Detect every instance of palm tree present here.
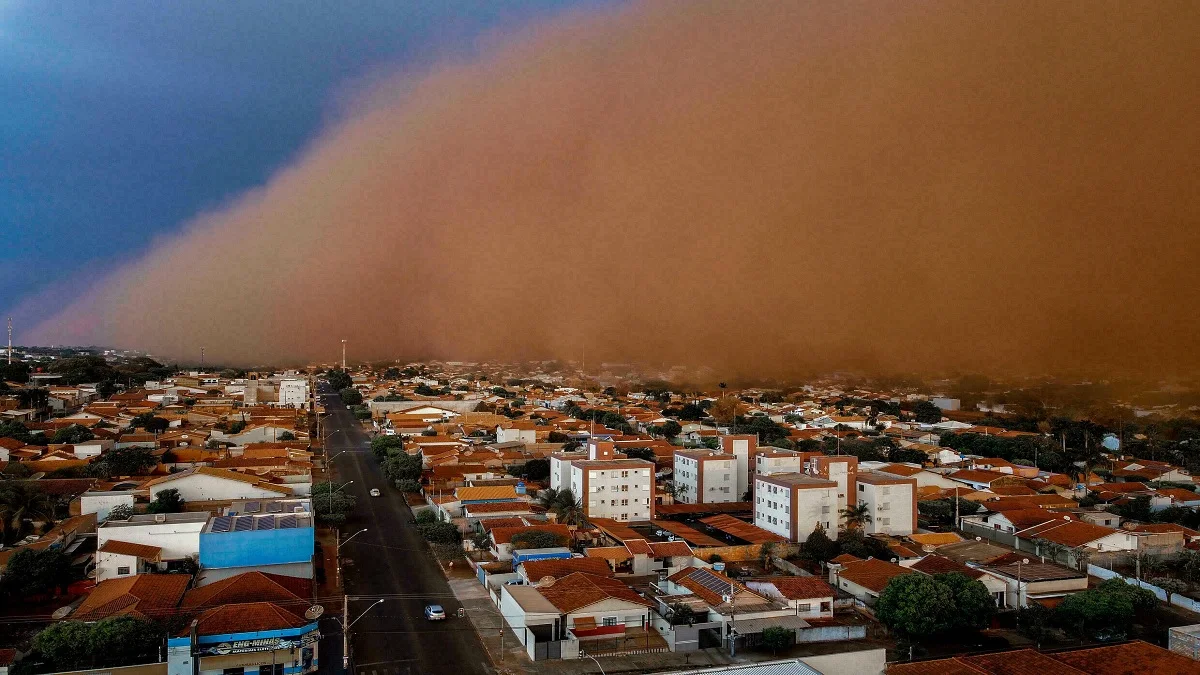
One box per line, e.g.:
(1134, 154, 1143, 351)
(536, 487, 560, 511)
(840, 503, 872, 530)
(0, 483, 57, 545)
(552, 488, 589, 527)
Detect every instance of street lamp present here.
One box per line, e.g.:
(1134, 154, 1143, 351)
(338, 528, 368, 551)
(583, 654, 606, 675)
(346, 599, 384, 629)
(326, 480, 353, 514)
(1014, 557, 1030, 626)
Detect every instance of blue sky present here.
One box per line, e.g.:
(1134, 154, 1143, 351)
(0, 0, 613, 325)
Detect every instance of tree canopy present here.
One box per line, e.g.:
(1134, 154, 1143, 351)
(28, 617, 163, 673)
(147, 488, 185, 514)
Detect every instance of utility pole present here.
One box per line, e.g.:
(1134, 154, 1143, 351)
(341, 340, 347, 370)
(6, 317, 11, 365)
(200, 347, 205, 370)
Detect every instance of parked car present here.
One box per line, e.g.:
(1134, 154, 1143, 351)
(370, 488, 381, 497)
(424, 604, 446, 621)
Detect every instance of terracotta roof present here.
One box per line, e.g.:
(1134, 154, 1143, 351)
(961, 649, 1085, 674)
(143, 467, 292, 494)
(536, 572, 654, 613)
(1018, 519, 1118, 547)
(521, 557, 614, 580)
(583, 546, 632, 561)
(1048, 639, 1200, 675)
(836, 557, 915, 593)
(464, 500, 532, 513)
(767, 576, 835, 600)
(73, 574, 190, 621)
(455, 485, 519, 501)
(699, 514, 787, 544)
(648, 541, 693, 557)
(182, 571, 312, 609)
(995, 508, 1062, 529)
(98, 540, 163, 561)
(830, 553, 862, 564)
(624, 538, 653, 556)
(186, 601, 310, 636)
(668, 567, 764, 607)
(907, 532, 964, 547)
(948, 469, 1011, 484)
(491, 524, 570, 545)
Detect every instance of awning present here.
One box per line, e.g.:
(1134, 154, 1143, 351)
(572, 617, 597, 631)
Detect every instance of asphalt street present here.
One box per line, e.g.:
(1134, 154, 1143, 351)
(318, 387, 493, 675)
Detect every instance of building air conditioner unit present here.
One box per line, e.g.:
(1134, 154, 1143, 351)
(154, 514, 166, 523)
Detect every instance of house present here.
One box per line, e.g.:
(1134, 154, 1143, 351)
(71, 573, 190, 621)
(829, 556, 915, 604)
(977, 560, 1088, 609)
(490, 524, 572, 561)
(97, 512, 210, 571)
(855, 472, 917, 536)
(582, 538, 695, 577)
(661, 567, 803, 643)
(533, 572, 656, 643)
(519, 557, 614, 584)
(181, 571, 312, 610)
(95, 540, 164, 581)
(673, 450, 738, 504)
(888, 641, 1198, 675)
(743, 577, 835, 618)
(910, 554, 1009, 607)
(754, 473, 838, 543)
(81, 490, 137, 522)
(145, 466, 293, 502)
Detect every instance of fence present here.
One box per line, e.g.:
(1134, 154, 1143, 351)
(1088, 565, 1200, 613)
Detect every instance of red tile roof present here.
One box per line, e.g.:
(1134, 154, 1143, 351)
(491, 524, 570, 545)
(1048, 639, 1200, 675)
(186, 602, 310, 636)
(536, 573, 654, 613)
(74, 574, 190, 621)
(182, 571, 312, 609)
(837, 558, 915, 593)
(768, 576, 835, 600)
(521, 557, 614, 580)
(98, 540, 163, 561)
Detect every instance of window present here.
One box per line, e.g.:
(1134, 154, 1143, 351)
(610, 500, 617, 506)
(821, 506, 830, 514)
(603, 616, 618, 626)
(117, 566, 131, 576)
(621, 485, 629, 492)
(797, 603, 812, 612)
(621, 470, 630, 478)
(880, 518, 890, 526)
(259, 666, 283, 675)
(224, 669, 245, 675)
(621, 499, 629, 506)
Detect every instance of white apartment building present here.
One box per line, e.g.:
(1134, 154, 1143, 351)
(673, 450, 737, 504)
(812, 455, 857, 527)
(556, 441, 654, 522)
(855, 472, 918, 536)
(754, 473, 839, 543)
(95, 512, 210, 579)
(278, 378, 309, 409)
(755, 450, 808, 477)
(721, 435, 758, 500)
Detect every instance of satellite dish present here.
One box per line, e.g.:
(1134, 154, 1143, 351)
(52, 606, 73, 620)
(305, 605, 325, 620)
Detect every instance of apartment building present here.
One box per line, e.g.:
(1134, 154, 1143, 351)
(673, 450, 737, 504)
(756, 449, 823, 477)
(721, 435, 758, 499)
(855, 472, 918, 536)
(554, 441, 654, 522)
(812, 455, 858, 528)
(278, 378, 309, 409)
(754, 473, 839, 543)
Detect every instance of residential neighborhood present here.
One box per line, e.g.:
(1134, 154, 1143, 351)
(3, 352, 1200, 674)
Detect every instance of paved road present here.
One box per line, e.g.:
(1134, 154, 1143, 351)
(318, 387, 493, 675)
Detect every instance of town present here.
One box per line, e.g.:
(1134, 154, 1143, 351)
(2, 348, 1200, 675)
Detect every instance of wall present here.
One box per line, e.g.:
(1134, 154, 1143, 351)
(97, 521, 206, 560)
(1089, 565, 1200, 613)
(801, 648, 886, 675)
(199, 527, 314, 569)
(81, 493, 135, 522)
(151, 474, 287, 502)
(691, 543, 799, 563)
(795, 624, 867, 643)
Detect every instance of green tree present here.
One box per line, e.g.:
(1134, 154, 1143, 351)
(326, 369, 352, 391)
(0, 419, 36, 444)
(1016, 603, 1055, 645)
(383, 453, 423, 483)
(418, 521, 461, 544)
(1, 548, 72, 599)
(227, 420, 247, 434)
(511, 529, 567, 549)
(87, 616, 164, 667)
(143, 417, 170, 434)
(913, 401, 943, 424)
(312, 482, 356, 525)
(147, 488, 185, 514)
(370, 434, 406, 460)
(668, 603, 697, 626)
(339, 388, 363, 406)
(395, 479, 422, 493)
(935, 572, 996, 631)
(549, 488, 587, 526)
(278, 431, 297, 441)
(759, 626, 794, 654)
(52, 424, 94, 444)
(658, 420, 682, 438)
(1054, 578, 1155, 639)
(0, 482, 57, 544)
(91, 447, 157, 478)
(800, 524, 838, 564)
(0, 361, 31, 383)
(31, 621, 94, 671)
(523, 458, 550, 480)
(1150, 576, 1188, 605)
(875, 574, 957, 641)
(107, 504, 135, 521)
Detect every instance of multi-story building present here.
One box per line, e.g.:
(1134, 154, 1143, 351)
(721, 435, 758, 500)
(278, 378, 309, 409)
(855, 472, 918, 536)
(552, 441, 654, 522)
(756, 449, 823, 477)
(673, 450, 737, 504)
(812, 455, 857, 527)
(754, 473, 839, 543)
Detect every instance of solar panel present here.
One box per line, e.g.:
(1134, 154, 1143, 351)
(245, 501, 261, 513)
(257, 516, 275, 530)
(266, 502, 283, 513)
(210, 516, 232, 533)
(279, 514, 298, 529)
(233, 516, 254, 532)
(690, 568, 734, 596)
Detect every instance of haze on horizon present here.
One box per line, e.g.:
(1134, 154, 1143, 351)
(27, 1, 1200, 379)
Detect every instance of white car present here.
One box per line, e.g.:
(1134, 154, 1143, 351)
(369, 488, 381, 497)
